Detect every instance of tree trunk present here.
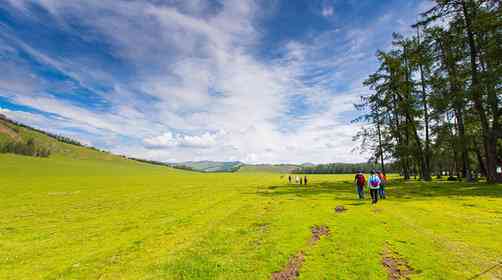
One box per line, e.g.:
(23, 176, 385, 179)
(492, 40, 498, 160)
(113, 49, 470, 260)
(438, 30, 472, 181)
(416, 26, 432, 181)
(454, 107, 472, 181)
(391, 81, 409, 180)
(474, 139, 487, 177)
(460, 0, 500, 183)
(404, 117, 411, 180)
(375, 111, 385, 173)
(401, 45, 430, 180)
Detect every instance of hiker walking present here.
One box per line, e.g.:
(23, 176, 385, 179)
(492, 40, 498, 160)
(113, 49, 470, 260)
(368, 170, 381, 204)
(304, 176, 308, 185)
(300, 176, 303, 185)
(354, 170, 366, 199)
(288, 175, 292, 184)
(377, 171, 387, 199)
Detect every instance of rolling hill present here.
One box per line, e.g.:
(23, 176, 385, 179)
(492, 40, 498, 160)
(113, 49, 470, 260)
(237, 163, 300, 173)
(0, 114, 121, 161)
(170, 161, 243, 172)
(171, 162, 303, 173)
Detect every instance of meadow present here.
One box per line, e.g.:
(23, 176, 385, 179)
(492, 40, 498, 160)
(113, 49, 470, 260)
(1, 154, 501, 279)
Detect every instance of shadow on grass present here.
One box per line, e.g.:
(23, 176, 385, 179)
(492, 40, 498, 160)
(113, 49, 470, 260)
(249, 179, 502, 201)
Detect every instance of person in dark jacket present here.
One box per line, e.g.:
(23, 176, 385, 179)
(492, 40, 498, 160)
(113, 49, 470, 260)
(354, 170, 366, 199)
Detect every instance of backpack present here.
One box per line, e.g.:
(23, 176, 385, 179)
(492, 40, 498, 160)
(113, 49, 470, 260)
(369, 175, 380, 187)
(378, 173, 387, 185)
(356, 174, 365, 186)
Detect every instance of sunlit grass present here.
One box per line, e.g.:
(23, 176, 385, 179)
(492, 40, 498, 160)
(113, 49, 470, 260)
(1, 154, 501, 279)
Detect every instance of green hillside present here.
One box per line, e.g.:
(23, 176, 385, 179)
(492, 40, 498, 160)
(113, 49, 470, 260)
(237, 164, 300, 173)
(0, 115, 121, 161)
(171, 161, 242, 172)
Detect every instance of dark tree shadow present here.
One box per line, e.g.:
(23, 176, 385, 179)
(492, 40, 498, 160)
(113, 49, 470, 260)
(248, 179, 502, 201)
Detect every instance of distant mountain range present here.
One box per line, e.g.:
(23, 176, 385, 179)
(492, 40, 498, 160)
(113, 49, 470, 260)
(168, 161, 394, 174)
(169, 161, 322, 173)
(169, 161, 329, 173)
(170, 161, 243, 172)
(237, 163, 300, 173)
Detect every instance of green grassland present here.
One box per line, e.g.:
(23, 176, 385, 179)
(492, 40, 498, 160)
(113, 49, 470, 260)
(1, 153, 501, 279)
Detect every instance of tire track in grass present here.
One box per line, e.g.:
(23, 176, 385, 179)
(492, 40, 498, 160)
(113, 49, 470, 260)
(381, 244, 414, 280)
(271, 225, 330, 280)
(49, 188, 249, 279)
(385, 201, 502, 279)
(51, 176, 269, 279)
(144, 191, 278, 279)
(154, 199, 277, 279)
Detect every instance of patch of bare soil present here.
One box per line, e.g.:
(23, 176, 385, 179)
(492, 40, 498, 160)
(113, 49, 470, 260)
(253, 222, 270, 232)
(0, 122, 20, 141)
(271, 225, 331, 279)
(271, 252, 305, 280)
(310, 225, 330, 244)
(381, 246, 414, 280)
(467, 261, 502, 280)
(335, 205, 346, 213)
(373, 207, 383, 213)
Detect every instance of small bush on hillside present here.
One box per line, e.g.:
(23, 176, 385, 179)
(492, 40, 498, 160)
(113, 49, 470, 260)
(0, 139, 51, 158)
(1, 117, 83, 147)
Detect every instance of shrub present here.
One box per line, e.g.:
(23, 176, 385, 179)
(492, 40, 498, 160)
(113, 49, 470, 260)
(0, 139, 51, 158)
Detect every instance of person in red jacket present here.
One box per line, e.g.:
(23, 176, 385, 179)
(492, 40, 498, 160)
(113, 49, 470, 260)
(354, 170, 366, 199)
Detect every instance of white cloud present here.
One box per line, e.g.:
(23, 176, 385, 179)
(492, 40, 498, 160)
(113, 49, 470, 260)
(322, 4, 334, 17)
(144, 132, 179, 148)
(0, 0, 430, 164)
(144, 131, 222, 149)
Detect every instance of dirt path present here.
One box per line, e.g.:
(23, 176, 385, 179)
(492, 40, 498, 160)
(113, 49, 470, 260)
(0, 121, 20, 141)
(381, 245, 414, 280)
(271, 225, 330, 280)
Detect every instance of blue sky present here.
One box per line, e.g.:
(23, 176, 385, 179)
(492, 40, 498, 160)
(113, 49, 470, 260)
(0, 0, 432, 163)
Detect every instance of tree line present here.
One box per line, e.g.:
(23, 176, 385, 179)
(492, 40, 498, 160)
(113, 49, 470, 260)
(292, 162, 398, 174)
(0, 114, 84, 147)
(354, 0, 501, 182)
(0, 139, 51, 157)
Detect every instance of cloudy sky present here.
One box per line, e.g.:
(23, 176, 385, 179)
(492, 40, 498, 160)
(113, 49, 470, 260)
(0, 0, 432, 163)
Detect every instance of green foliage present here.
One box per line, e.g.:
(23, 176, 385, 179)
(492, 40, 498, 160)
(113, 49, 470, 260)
(356, 0, 502, 182)
(0, 115, 84, 146)
(292, 162, 397, 174)
(0, 116, 121, 161)
(0, 138, 51, 157)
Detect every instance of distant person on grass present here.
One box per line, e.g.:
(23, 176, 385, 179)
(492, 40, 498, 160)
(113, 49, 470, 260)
(300, 177, 303, 185)
(304, 176, 308, 185)
(354, 170, 366, 199)
(377, 171, 387, 199)
(295, 176, 300, 184)
(288, 175, 292, 184)
(368, 170, 381, 204)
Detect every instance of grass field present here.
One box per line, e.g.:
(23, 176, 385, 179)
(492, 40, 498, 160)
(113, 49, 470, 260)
(1, 154, 501, 279)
